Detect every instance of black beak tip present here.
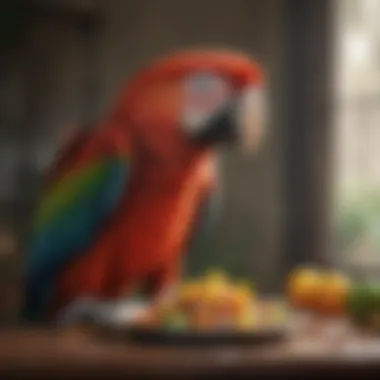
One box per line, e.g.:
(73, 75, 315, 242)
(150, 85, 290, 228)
(192, 100, 239, 145)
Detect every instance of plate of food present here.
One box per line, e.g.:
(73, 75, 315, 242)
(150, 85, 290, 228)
(99, 271, 290, 345)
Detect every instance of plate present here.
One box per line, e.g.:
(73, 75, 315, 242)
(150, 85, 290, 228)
(94, 298, 290, 346)
(98, 325, 289, 346)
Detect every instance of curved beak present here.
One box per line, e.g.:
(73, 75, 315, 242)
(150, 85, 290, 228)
(238, 86, 268, 153)
(192, 86, 268, 152)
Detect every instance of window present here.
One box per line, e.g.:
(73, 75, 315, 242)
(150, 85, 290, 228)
(334, 0, 380, 265)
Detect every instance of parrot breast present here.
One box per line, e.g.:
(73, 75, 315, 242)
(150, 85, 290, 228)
(114, 156, 210, 275)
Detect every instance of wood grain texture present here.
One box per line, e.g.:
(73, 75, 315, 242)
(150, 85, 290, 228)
(0, 322, 379, 378)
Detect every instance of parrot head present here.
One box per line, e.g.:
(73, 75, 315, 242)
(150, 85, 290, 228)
(111, 49, 267, 155)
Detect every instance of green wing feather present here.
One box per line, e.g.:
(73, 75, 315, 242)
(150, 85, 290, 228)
(22, 153, 130, 322)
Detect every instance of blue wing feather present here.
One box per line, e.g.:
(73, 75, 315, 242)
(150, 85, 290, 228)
(22, 158, 129, 321)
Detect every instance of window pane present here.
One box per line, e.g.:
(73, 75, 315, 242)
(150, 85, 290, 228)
(334, 0, 380, 265)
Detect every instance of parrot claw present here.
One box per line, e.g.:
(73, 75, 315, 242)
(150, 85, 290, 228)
(56, 297, 149, 327)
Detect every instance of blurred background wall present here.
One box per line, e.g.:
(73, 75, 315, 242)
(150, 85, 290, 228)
(0, 0, 335, 321)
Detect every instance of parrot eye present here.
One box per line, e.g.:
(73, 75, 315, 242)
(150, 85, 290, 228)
(190, 74, 222, 92)
(182, 73, 232, 135)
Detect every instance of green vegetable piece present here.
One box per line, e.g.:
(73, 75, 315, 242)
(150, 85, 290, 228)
(163, 313, 188, 331)
(347, 283, 373, 324)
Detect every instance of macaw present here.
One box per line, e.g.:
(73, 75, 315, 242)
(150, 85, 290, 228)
(21, 49, 267, 324)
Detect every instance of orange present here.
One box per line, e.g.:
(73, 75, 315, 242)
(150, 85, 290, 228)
(287, 267, 323, 310)
(317, 272, 350, 316)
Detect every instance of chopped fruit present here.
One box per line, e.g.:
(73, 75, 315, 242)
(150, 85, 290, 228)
(204, 269, 228, 284)
(178, 282, 203, 311)
(236, 310, 256, 331)
(202, 270, 229, 301)
(235, 282, 254, 303)
(180, 281, 201, 298)
(203, 281, 227, 302)
(128, 270, 286, 331)
(162, 312, 188, 331)
(192, 305, 214, 330)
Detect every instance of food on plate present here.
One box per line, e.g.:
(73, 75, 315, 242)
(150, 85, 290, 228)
(133, 270, 285, 332)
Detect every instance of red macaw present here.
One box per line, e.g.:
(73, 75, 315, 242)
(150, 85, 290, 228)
(21, 49, 267, 323)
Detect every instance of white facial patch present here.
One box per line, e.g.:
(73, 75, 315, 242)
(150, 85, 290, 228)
(182, 73, 232, 136)
(237, 86, 268, 152)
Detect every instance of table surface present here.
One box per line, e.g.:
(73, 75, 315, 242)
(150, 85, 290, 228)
(1, 318, 380, 378)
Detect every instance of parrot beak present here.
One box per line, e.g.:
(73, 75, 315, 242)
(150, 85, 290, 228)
(237, 86, 268, 153)
(192, 86, 267, 153)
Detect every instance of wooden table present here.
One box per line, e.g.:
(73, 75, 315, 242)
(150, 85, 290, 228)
(0, 320, 380, 378)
